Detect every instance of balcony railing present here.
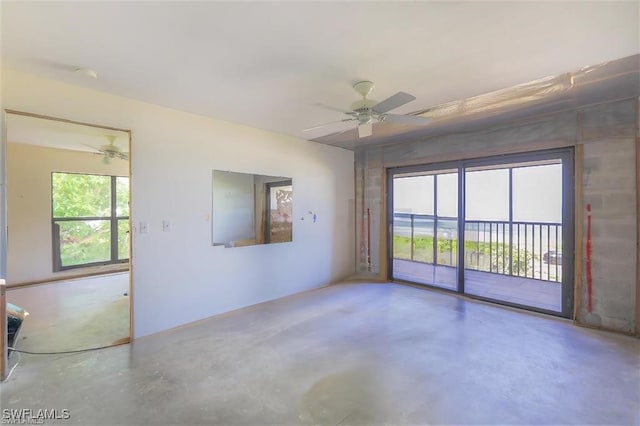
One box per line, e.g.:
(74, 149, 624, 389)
(393, 213, 562, 282)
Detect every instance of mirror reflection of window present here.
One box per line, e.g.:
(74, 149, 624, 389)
(212, 171, 293, 247)
(265, 180, 293, 244)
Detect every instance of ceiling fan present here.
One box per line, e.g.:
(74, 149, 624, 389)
(305, 81, 431, 138)
(85, 135, 128, 164)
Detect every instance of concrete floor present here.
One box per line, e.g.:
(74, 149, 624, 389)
(2, 282, 639, 425)
(6, 273, 130, 352)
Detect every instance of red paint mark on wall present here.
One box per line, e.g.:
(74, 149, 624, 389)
(586, 203, 593, 312)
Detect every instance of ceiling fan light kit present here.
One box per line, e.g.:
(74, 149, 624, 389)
(306, 80, 431, 139)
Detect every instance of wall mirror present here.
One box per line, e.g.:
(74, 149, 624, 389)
(212, 170, 293, 247)
(3, 111, 131, 357)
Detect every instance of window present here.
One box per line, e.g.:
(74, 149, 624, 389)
(52, 172, 129, 271)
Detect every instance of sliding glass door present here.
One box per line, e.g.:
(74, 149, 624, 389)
(389, 149, 574, 317)
(392, 168, 458, 290)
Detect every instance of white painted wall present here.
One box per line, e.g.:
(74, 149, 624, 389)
(1, 69, 355, 338)
(6, 143, 128, 284)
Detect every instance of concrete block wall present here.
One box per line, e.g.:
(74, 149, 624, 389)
(355, 147, 384, 275)
(579, 101, 638, 333)
(354, 98, 638, 334)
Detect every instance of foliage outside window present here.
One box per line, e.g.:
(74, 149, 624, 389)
(52, 172, 129, 270)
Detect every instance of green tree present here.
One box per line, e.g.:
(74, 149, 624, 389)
(52, 173, 129, 267)
(52, 173, 111, 218)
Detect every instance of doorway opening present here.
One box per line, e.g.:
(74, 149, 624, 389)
(389, 149, 574, 317)
(3, 111, 132, 359)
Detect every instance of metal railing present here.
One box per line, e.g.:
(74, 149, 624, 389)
(393, 213, 562, 282)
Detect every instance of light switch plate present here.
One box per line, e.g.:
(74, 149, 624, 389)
(139, 222, 149, 234)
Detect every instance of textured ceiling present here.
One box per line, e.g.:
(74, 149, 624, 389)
(2, 2, 638, 150)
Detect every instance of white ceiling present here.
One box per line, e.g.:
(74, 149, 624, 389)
(6, 113, 130, 154)
(2, 2, 638, 149)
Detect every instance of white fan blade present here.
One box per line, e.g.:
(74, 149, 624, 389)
(381, 114, 431, 126)
(303, 119, 356, 132)
(358, 121, 373, 138)
(372, 92, 416, 113)
(313, 102, 354, 114)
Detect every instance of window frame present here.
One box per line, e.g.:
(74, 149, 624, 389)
(387, 147, 575, 318)
(51, 172, 129, 271)
(264, 179, 293, 244)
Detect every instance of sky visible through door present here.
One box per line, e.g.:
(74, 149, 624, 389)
(392, 159, 565, 313)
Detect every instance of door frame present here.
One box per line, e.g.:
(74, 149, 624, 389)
(387, 147, 575, 318)
(386, 160, 462, 290)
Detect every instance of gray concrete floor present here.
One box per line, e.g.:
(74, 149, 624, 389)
(6, 273, 130, 352)
(2, 282, 639, 425)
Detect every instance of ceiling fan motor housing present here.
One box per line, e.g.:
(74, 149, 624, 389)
(352, 81, 379, 125)
(350, 101, 377, 124)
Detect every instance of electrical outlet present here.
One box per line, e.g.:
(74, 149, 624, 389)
(162, 220, 171, 232)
